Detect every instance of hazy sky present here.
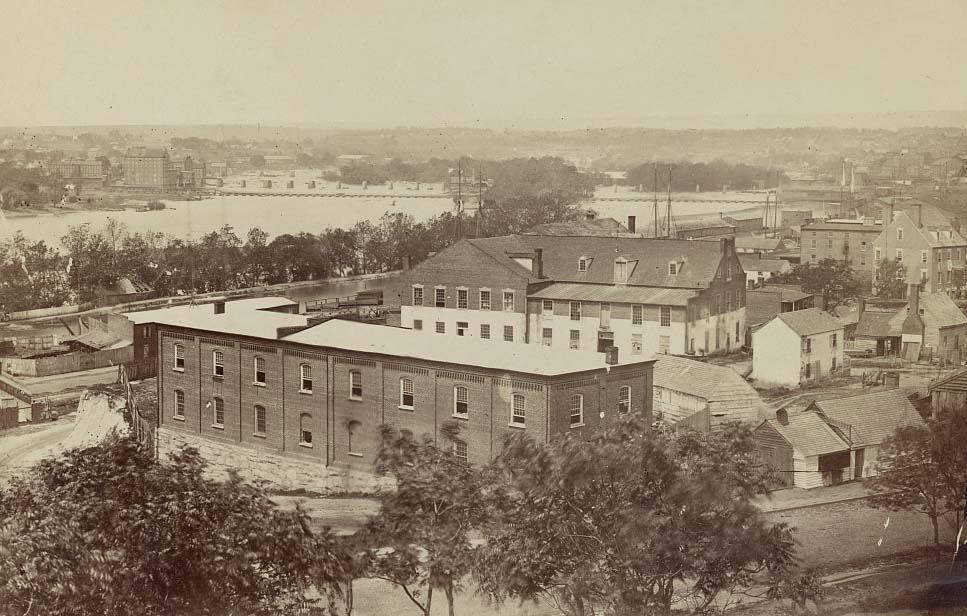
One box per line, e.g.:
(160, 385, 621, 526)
(3, 0, 967, 128)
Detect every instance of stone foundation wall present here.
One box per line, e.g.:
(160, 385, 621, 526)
(156, 427, 392, 495)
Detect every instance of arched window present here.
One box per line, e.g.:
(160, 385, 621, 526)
(453, 385, 469, 418)
(173, 389, 185, 418)
(348, 420, 362, 456)
(618, 386, 631, 414)
(349, 370, 363, 399)
(300, 413, 312, 446)
(253, 356, 266, 385)
(212, 396, 224, 427)
(254, 405, 267, 435)
(399, 377, 414, 409)
(569, 394, 584, 427)
(511, 393, 525, 426)
(174, 344, 185, 370)
(212, 350, 224, 377)
(300, 364, 313, 393)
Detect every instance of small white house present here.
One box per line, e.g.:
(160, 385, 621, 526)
(752, 308, 845, 389)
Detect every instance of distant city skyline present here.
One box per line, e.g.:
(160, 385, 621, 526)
(3, 0, 967, 129)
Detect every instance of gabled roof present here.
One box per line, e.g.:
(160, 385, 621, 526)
(774, 308, 842, 336)
(529, 283, 696, 306)
(919, 293, 967, 328)
(888, 210, 967, 248)
(767, 412, 849, 457)
(464, 237, 539, 280)
(811, 389, 924, 447)
(653, 355, 759, 402)
(854, 310, 902, 338)
(494, 235, 727, 288)
(739, 255, 790, 273)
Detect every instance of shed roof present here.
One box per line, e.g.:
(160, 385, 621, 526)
(854, 310, 902, 338)
(653, 355, 759, 402)
(739, 255, 790, 273)
(928, 368, 967, 393)
(528, 283, 696, 306)
(775, 308, 842, 336)
(811, 389, 924, 447)
(920, 293, 967, 328)
(283, 320, 653, 377)
(767, 412, 849, 457)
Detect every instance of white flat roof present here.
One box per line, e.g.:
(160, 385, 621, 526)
(124, 297, 307, 340)
(283, 320, 652, 376)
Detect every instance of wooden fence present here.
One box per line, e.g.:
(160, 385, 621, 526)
(2, 345, 134, 377)
(118, 364, 154, 452)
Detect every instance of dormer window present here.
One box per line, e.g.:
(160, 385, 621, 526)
(614, 257, 629, 283)
(668, 261, 678, 275)
(578, 256, 589, 272)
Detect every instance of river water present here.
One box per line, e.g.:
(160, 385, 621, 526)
(0, 188, 767, 246)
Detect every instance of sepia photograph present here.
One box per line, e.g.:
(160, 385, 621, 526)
(1, 1, 966, 614)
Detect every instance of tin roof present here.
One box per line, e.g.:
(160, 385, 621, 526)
(125, 297, 304, 339)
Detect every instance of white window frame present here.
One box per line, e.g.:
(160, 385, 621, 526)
(578, 256, 588, 272)
(412, 285, 424, 306)
(480, 324, 491, 339)
(659, 306, 671, 327)
(457, 287, 468, 309)
(632, 304, 643, 325)
(542, 299, 554, 316)
(618, 386, 631, 414)
(254, 404, 267, 435)
(479, 289, 491, 310)
(897, 228, 903, 241)
(399, 377, 415, 410)
(921, 250, 928, 264)
(615, 258, 628, 282)
(631, 333, 643, 355)
(896, 248, 903, 262)
(453, 385, 469, 418)
(668, 261, 678, 275)
(212, 396, 224, 427)
(452, 438, 468, 461)
(511, 393, 526, 426)
(300, 363, 313, 393)
(456, 321, 469, 336)
(542, 327, 552, 346)
(212, 349, 224, 377)
(349, 370, 363, 400)
(174, 343, 185, 371)
(435, 321, 445, 334)
(348, 420, 362, 456)
(569, 329, 580, 350)
(570, 301, 581, 321)
(503, 325, 514, 342)
(434, 286, 446, 308)
(299, 413, 313, 447)
(503, 290, 515, 312)
(253, 356, 266, 386)
(174, 389, 185, 419)
(569, 393, 584, 427)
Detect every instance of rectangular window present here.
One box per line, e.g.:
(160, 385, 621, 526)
(480, 324, 491, 339)
(400, 378, 414, 409)
(921, 250, 928, 264)
(811, 239, 817, 249)
(301, 364, 313, 392)
(542, 327, 553, 346)
(435, 287, 446, 308)
(668, 261, 678, 275)
(503, 325, 514, 342)
(897, 228, 903, 241)
(457, 321, 469, 336)
(578, 257, 588, 272)
(511, 394, 526, 426)
(569, 329, 580, 350)
(569, 394, 583, 427)
(350, 371, 363, 399)
(830, 333, 838, 348)
(875, 247, 881, 261)
(213, 351, 224, 377)
(632, 304, 643, 325)
(213, 397, 224, 427)
(660, 306, 671, 327)
(174, 344, 185, 370)
(617, 386, 631, 414)
(503, 291, 515, 312)
(454, 386, 469, 417)
(896, 248, 903, 262)
(174, 390, 185, 419)
(255, 405, 267, 435)
(412, 286, 423, 306)
(570, 301, 581, 321)
(435, 321, 445, 334)
(542, 299, 553, 316)
(615, 260, 628, 282)
(452, 439, 468, 461)
(413, 319, 423, 331)
(254, 356, 266, 385)
(457, 288, 468, 309)
(479, 289, 491, 310)
(921, 269, 928, 281)
(631, 334, 642, 355)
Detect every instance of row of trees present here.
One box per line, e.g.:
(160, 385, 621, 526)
(0, 418, 823, 616)
(769, 258, 909, 313)
(623, 160, 785, 192)
(0, 199, 580, 312)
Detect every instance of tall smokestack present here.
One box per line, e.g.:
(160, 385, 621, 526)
(534, 248, 544, 279)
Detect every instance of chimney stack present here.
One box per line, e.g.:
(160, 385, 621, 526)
(627, 215, 636, 234)
(953, 218, 962, 235)
(914, 204, 922, 228)
(534, 248, 544, 279)
(858, 297, 866, 317)
(907, 283, 920, 316)
(881, 203, 894, 226)
(214, 301, 226, 315)
(605, 345, 619, 365)
(776, 408, 789, 426)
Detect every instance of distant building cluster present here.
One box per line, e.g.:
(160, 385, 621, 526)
(123, 147, 206, 190)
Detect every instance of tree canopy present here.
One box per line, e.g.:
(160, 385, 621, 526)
(873, 258, 908, 299)
(0, 437, 351, 616)
(772, 258, 863, 313)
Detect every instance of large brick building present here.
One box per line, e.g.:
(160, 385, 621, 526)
(124, 147, 177, 189)
(800, 217, 882, 279)
(139, 299, 654, 477)
(873, 205, 967, 296)
(396, 233, 747, 357)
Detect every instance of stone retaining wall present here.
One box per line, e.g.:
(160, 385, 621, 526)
(156, 427, 391, 495)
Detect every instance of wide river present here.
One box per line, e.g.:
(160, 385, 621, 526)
(0, 189, 767, 246)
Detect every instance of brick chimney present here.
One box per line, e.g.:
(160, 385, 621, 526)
(857, 297, 865, 318)
(914, 204, 922, 228)
(627, 215, 636, 234)
(605, 345, 619, 365)
(534, 248, 544, 279)
(213, 301, 225, 315)
(901, 283, 924, 338)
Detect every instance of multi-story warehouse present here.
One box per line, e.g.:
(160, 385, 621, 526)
(397, 232, 747, 357)
(800, 218, 882, 279)
(873, 205, 967, 296)
(51, 158, 109, 180)
(138, 299, 654, 486)
(123, 147, 177, 189)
